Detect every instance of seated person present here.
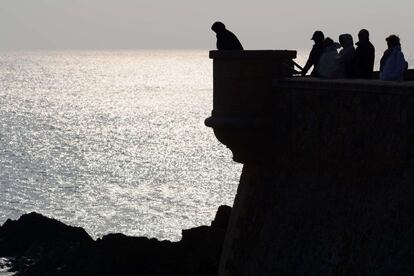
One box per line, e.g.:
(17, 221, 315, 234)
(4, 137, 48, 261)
(211, 21, 244, 50)
(380, 35, 408, 81)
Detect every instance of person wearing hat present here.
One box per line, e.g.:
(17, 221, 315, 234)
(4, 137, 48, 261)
(211, 21, 244, 50)
(301, 30, 325, 76)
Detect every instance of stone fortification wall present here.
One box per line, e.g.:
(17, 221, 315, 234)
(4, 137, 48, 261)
(209, 64, 414, 275)
(270, 78, 414, 173)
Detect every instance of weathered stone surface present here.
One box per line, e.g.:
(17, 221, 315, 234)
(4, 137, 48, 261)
(271, 78, 414, 173)
(221, 165, 414, 275)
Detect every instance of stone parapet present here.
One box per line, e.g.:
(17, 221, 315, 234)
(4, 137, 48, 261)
(269, 78, 414, 173)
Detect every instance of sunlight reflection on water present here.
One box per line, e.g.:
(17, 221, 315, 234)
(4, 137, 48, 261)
(0, 50, 242, 241)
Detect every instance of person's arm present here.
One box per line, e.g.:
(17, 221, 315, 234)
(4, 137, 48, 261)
(369, 47, 375, 74)
(301, 47, 316, 76)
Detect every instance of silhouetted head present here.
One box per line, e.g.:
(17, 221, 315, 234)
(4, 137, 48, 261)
(211, 22, 226, 33)
(386, 34, 401, 48)
(339, 34, 354, 48)
(311, 30, 324, 44)
(324, 37, 335, 48)
(358, 29, 370, 42)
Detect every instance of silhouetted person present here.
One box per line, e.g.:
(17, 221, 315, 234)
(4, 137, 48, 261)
(317, 37, 340, 78)
(337, 33, 355, 78)
(211, 22, 243, 50)
(301, 30, 325, 76)
(353, 29, 375, 79)
(380, 35, 408, 81)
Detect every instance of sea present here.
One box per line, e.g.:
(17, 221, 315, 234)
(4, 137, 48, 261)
(0, 50, 245, 242)
(0, 49, 413, 250)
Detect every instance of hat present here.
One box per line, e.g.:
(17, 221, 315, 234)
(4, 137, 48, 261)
(311, 31, 324, 41)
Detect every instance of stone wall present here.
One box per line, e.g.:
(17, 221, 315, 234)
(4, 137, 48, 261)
(271, 78, 414, 173)
(214, 77, 414, 275)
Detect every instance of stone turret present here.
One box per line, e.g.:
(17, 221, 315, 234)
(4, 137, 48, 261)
(205, 50, 297, 163)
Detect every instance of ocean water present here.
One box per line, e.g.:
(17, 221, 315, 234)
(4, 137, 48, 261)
(0, 258, 13, 276)
(0, 50, 243, 241)
(1, 49, 413, 245)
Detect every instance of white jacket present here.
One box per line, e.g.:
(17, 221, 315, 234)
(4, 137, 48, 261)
(317, 46, 340, 78)
(380, 46, 407, 81)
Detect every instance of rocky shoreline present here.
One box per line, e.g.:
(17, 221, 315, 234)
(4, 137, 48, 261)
(0, 205, 231, 276)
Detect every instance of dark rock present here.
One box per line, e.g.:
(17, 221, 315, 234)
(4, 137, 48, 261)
(0, 206, 232, 276)
(51, 233, 181, 276)
(181, 225, 226, 276)
(0, 212, 93, 256)
(211, 205, 232, 229)
(0, 212, 94, 275)
(179, 205, 231, 276)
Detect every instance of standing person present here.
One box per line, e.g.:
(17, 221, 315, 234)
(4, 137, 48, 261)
(301, 30, 325, 76)
(317, 37, 340, 78)
(211, 21, 243, 50)
(380, 35, 408, 81)
(353, 29, 375, 79)
(337, 34, 355, 78)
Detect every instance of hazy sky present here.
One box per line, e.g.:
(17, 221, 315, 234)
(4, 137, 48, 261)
(1, 0, 413, 53)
